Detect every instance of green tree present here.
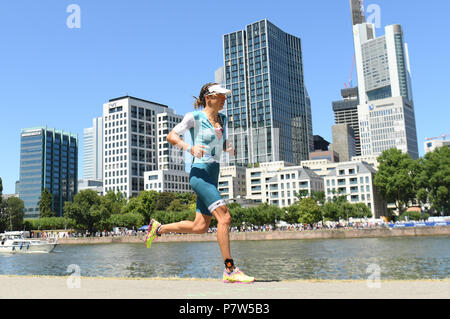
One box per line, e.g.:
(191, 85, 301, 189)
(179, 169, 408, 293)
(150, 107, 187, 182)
(311, 190, 326, 206)
(284, 204, 301, 224)
(6, 197, 25, 230)
(297, 197, 322, 225)
(322, 201, 341, 222)
(63, 189, 101, 233)
(24, 217, 75, 231)
(167, 199, 185, 212)
(122, 190, 159, 223)
(352, 203, 373, 219)
(155, 192, 176, 211)
(374, 148, 420, 215)
(0, 177, 6, 232)
(258, 203, 283, 226)
(175, 192, 195, 206)
(416, 146, 450, 215)
(108, 212, 145, 230)
(38, 188, 54, 218)
(103, 190, 126, 215)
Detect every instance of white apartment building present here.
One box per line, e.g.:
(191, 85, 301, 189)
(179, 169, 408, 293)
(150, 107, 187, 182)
(424, 139, 450, 154)
(144, 169, 192, 194)
(246, 161, 324, 208)
(323, 161, 387, 219)
(218, 165, 247, 200)
(351, 154, 379, 169)
(102, 96, 178, 198)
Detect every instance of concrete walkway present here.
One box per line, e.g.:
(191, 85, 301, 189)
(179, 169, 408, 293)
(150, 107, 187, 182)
(0, 275, 448, 299)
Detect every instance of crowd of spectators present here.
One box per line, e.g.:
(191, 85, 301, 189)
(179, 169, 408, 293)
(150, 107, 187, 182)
(33, 218, 446, 239)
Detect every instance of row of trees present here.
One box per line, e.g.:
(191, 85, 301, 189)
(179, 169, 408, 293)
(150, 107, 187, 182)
(0, 177, 25, 232)
(374, 146, 450, 216)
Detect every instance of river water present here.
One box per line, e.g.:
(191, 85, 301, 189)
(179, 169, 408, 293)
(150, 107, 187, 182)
(0, 236, 448, 280)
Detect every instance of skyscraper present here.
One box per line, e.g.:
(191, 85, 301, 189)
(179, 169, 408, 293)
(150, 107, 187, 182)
(83, 117, 103, 180)
(331, 123, 356, 162)
(350, 0, 366, 26)
(332, 87, 361, 155)
(222, 19, 311, 166)
(102, 96, 181, 198)
(19, 126, 78, 218)
(352, 8, 419, 158)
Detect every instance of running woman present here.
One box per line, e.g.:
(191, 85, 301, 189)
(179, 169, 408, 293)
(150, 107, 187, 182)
(145, 82, 254, 284)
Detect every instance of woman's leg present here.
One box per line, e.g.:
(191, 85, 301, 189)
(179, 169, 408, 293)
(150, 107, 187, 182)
(211, 205, 232, 262)
(158, 212, 212, 235)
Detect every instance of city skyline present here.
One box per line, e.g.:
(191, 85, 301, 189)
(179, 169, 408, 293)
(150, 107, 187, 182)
(1, 0, 449, 194)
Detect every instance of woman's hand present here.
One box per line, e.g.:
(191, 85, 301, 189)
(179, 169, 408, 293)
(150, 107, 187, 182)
(224, 141, 236, 156)
(191, 145, 207, 159)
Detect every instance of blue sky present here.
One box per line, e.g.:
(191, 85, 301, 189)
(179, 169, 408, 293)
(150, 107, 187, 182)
(1, 0, 449, 194)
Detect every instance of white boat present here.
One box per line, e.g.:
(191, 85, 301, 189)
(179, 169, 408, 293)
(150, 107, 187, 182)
(0, 231, 57, 254)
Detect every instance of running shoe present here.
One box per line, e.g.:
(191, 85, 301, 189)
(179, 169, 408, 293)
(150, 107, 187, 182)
(145, 219, 161, 248)
(223, 267, 255, 284)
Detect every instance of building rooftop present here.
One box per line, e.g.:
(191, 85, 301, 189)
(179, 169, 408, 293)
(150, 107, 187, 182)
(109, 95, 168, 108)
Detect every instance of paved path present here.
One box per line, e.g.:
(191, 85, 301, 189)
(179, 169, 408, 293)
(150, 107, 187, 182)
(0, 275, 448, 299)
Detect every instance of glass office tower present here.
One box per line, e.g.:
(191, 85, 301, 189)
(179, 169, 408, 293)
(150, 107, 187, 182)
(223, 19, 311, 166)
(19, 126, 78, 218)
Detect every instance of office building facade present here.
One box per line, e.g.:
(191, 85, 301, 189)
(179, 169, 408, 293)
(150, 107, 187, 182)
(83, 117, 103, 181)
(353, 22, 419, 159)
(102, 96, 180, 198)
(332, 87, 361, 155)
(19, 127, 78, 218)
(331, 123, 356, 162)
(223, 19, 311, 166)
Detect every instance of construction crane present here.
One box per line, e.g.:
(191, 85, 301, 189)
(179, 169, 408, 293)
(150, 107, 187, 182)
(425, 134, 450, 141)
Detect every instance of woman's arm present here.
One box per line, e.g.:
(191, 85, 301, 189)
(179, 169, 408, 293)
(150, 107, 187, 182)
(167, 130, 190, 151)
(167, 113, 206, 158)
(223, 139, 237, 156)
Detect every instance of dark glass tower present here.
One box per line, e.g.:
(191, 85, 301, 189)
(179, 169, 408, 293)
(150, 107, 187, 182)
(223, 19, 310, 166)
(19, 126, 78, 218)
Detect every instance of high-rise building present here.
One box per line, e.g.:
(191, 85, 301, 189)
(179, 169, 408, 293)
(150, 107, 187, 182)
(331, 123, 356, 162)
(83, 117, 103, 180)
(19, 126, 78, 218)
(102, 96, 183, 198)
(222, 19, 311, 166)
(305, 88, 314, 153)
(313, 135, 330, 152)
(352, 20, 419, 159)
(332, 87, 361, 155)
(350, 0, 366, 26)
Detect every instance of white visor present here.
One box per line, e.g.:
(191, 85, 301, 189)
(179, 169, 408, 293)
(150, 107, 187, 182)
(207, 84, 232, 96)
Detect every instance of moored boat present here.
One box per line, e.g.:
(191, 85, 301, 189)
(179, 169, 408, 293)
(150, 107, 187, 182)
(0, 231, 57, 253)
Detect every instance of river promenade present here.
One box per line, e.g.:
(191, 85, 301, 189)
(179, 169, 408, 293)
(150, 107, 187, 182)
(57, 226, 450, 245)
(0, 275, 448, 299)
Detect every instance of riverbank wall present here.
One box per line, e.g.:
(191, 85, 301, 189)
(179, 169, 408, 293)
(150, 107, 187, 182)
(57, 226, 450, 245)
